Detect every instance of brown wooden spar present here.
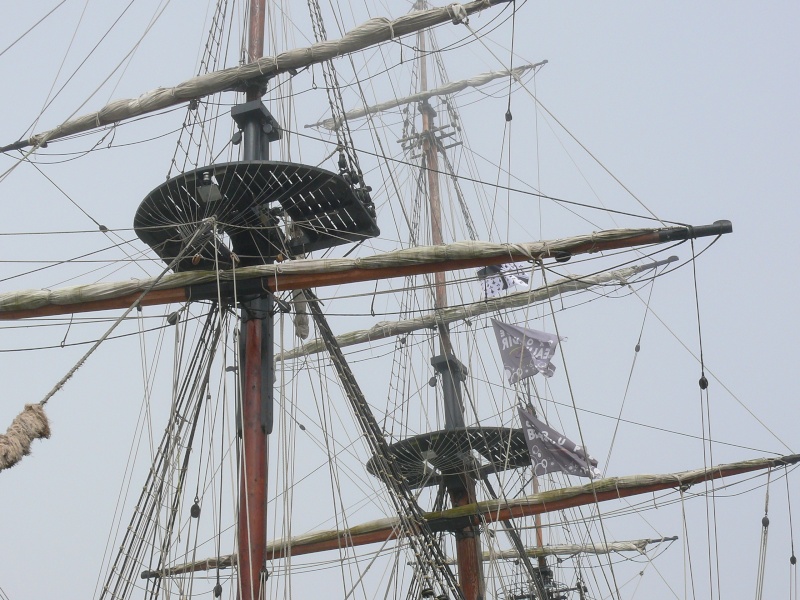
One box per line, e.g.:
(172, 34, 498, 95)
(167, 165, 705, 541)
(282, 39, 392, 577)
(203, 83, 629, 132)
(243, 457, 796, 566)
(419, 28, 448, 317)
(0, 222, 732, 321)
(140, 453, 798, 578)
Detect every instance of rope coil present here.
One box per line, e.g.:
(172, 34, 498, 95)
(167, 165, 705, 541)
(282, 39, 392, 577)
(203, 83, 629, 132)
(0, 404, 50, 471)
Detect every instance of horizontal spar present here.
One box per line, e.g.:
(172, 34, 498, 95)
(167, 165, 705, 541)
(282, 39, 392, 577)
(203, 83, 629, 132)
(0, 221, 731, 320)
(276, 256, 678, 361)
(1, 0, 511, 153)
(145, 537, 677, 579)
(309, 62, 546, 130)
(434, 537, 679, 564)
(141, 452, 795, 578)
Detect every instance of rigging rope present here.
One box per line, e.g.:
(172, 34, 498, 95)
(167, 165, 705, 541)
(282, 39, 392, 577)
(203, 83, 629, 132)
(306, 0, 364, 185)
(603, 268, 658, 475)
(0, 0, 68, 59)
(691, 238, 723, 600)
(787, 470, 797, 600)
(538, 260, 623, 600)
(754, 469, 772, 600)
(101, 306, 223, 600)
(168, 0, 232, 177)
(304, 289, 465, 599)
(0, 218, 215, 473)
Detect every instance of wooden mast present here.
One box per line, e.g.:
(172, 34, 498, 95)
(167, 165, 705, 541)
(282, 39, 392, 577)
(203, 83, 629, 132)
(417, 13, 485, 600)
(418, 27, 449, 331)
(239, 3, 269, 600)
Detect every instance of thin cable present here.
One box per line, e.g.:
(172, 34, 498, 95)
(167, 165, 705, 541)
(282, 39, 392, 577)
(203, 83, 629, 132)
(505, 1, 517, 119)
(627, 284, 794, 453)
(754, 469, 772, 600)
(459, 19, 667, 226)
(287, 124, 683, 225)
(690, 240, 706, 380)
(690, 238, 722, 600)
(538, 260, 623, 600)
(603, 271, 658, 475)
(0, 1, 69, 58)
(39, 218, 214, 406)
(787, 470, 798, 600)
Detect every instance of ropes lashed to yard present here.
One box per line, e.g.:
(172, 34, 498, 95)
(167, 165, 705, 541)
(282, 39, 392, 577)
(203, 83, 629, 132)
(277, 258, 676, 361)
(0, 228, 666, 316)
(1, 0, 508, 153)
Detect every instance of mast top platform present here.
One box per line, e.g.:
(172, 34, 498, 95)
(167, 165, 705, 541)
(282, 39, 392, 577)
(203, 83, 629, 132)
(134, 160, 379, 271)
(366, 427, 530, 489)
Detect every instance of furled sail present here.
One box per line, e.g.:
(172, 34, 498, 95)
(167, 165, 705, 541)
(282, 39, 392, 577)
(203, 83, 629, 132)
(443, 537, 679, 563)
(0, 222, 730, 320)
(140, 454, 797, 577)
(276, 258, 676, 361)
(143, 537, 677, 578)
(1, 0, 511, 152)
(309, 62, 546, 130)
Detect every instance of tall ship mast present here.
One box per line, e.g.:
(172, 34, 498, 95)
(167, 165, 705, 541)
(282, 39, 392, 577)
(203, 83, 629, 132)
(0, 3, 797, 600)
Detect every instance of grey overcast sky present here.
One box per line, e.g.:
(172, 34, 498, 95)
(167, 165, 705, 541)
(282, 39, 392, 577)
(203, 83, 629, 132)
(0, 2, 797, 599)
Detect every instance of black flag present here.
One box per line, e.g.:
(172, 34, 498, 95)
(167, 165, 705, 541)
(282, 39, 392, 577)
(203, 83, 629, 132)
(518, 406, 600, 478)
(492, 319, 561, 383)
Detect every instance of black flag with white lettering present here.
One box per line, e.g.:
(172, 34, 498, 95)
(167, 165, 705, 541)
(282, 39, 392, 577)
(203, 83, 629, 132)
(518, 406, 600, 478)
(492, 319, 561, 383)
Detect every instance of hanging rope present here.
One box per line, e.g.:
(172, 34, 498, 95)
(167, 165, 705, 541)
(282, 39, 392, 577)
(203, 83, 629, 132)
(0, 218, 215, 473)
(787, 469, 797, 600)
(754, 469, 772, 600)
(690, 238, 724, 600)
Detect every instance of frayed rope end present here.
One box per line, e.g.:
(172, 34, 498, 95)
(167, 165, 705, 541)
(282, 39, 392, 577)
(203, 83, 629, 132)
(0, 404, 51, 472)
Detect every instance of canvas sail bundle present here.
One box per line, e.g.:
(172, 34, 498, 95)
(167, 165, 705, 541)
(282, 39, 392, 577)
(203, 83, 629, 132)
(441, 537, 678, 563)
(4, 0, 512, 152)
(311, 63, 544, 130)
(139, 454, 798, 578)
(0, 229, 658, 317)
(276, 257, 676, 361)
(151, 536, 674, 576)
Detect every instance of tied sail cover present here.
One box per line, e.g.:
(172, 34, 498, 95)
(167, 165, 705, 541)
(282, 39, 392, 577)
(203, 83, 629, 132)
(518, 407, 600, 478)
(477, 263, 530, 298)
(492, 319, 560, 383)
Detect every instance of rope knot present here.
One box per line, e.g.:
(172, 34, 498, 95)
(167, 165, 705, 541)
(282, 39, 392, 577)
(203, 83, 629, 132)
(446, 3, 469, 25)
